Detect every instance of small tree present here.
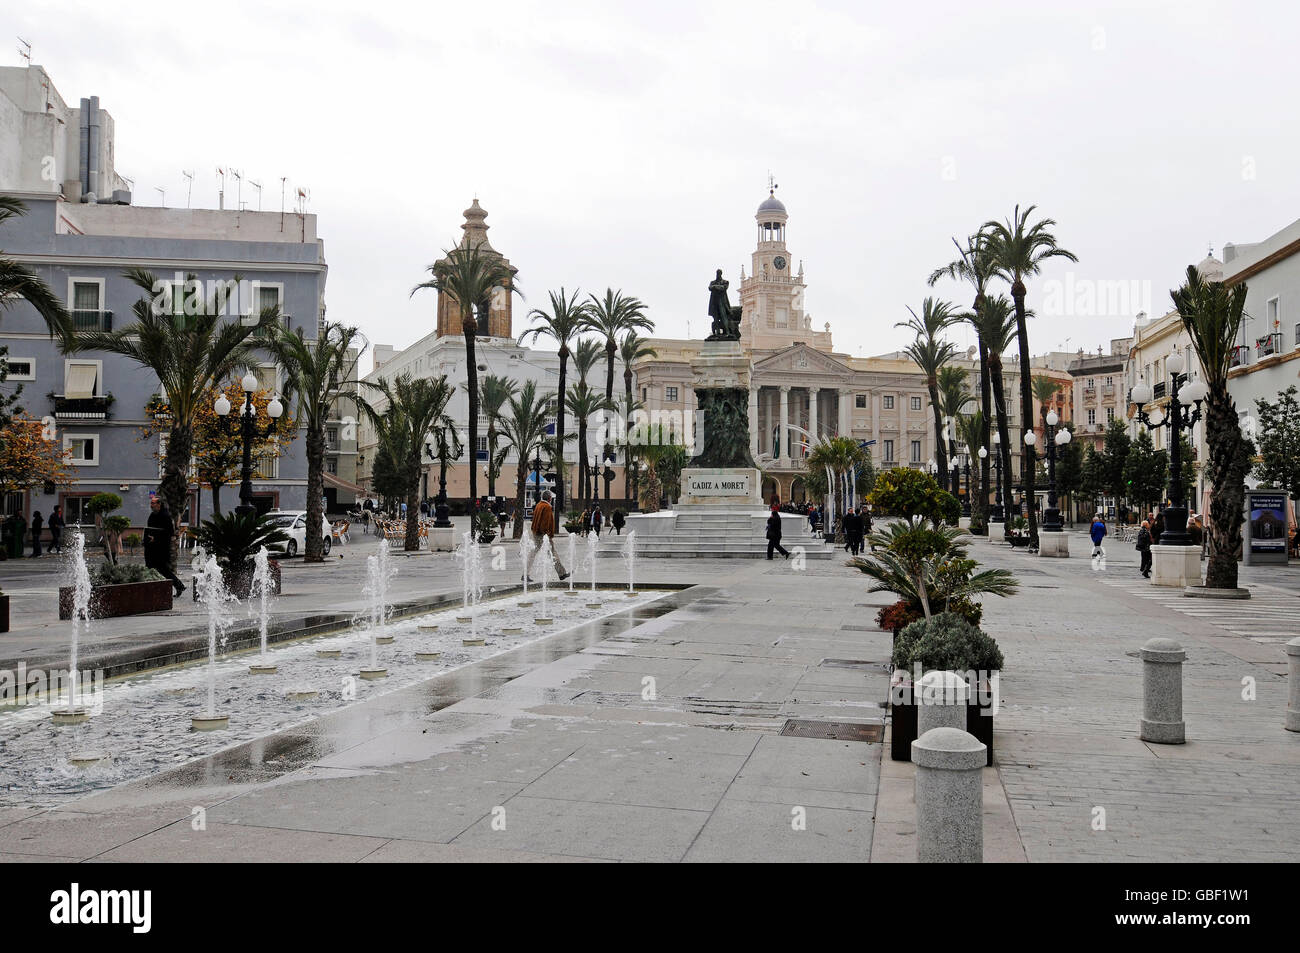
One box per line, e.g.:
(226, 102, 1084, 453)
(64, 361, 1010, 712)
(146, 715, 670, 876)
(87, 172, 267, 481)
(1124, 429, 1165, 512)
(0, 412, 74, 496)
(869, 467, 955, 525)
(1100, 419, 1132, 513)
(1253, 385, 1300, 501)
(1056, 437, 1084, 524)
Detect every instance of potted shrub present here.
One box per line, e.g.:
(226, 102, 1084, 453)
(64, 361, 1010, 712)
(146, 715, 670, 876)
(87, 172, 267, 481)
(1007, 515, 1032, 547)
(191, 511, 288, 599)
(474, 509, 499, 544)
(123, 532, 142, 558)
(58, 561, 173, 620)
(889, 612, 1005, 765)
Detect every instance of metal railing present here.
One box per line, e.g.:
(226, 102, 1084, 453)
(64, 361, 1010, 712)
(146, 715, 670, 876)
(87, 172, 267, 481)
(71, 309, 112, 332)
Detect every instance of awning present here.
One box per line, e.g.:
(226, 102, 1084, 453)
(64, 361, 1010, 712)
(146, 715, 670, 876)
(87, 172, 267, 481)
(323, 471, 367, 495)
(64, 363, 97, 398)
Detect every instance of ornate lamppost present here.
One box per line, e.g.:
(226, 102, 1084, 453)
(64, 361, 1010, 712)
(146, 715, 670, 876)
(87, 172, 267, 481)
(1039, 409, 1072, 532)
(214, 372, 283, 516)
(1129, 349, 1206, 545)
(989, 430, 1004, 523)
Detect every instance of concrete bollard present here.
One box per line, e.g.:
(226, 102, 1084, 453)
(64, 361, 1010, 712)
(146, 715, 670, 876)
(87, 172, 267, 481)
(912, 726, 986, 863)
(1286, 638, 1300, 733)
(916, 670, 970, 739)
(1139, 637, 1186, 744)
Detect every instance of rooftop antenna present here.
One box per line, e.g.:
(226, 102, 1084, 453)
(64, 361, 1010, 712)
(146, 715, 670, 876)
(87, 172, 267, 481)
(216, 167, 225, 210)
(249, 179, 262, 211)
(17, 37, 31, 66)
(181, 170, 193, 207)
(230, 168, 243, 210)
(154, 186, 165, 207)
(766, 170, 778, 195)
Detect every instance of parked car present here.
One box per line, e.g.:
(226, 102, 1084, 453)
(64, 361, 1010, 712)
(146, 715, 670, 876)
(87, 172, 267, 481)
(263, 510, 332, 558)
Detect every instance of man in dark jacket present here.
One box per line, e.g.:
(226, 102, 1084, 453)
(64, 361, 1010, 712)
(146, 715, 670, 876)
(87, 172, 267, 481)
(29, 511, 43, 557)
(843, 507, 863, 556)
(767, 505, 790, 560)
(1136, 519, 1153, 578)
(144, 495, 185, 596)
(48, 505, 64, 554)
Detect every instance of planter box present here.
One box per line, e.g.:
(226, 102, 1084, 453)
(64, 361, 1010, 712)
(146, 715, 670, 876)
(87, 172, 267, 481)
(59, 580, 173, 620)
(0, 594, 8, 632)
(890, 686, 995, 766)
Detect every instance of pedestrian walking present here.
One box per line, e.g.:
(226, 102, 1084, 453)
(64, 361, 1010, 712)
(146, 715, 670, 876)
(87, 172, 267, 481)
(29, 511, 43, 558)
(361, 508, 370, 535)
(1152, 508, 1165, 546)
(580, 507, 591, 537)
(766, 504, 790, 560)
(1089, 513, 1107, 558)
(48, 505, 64, 554)
(144, 494, 186, 596)
(592, 505, 603, 537)
(523, 490, 569, 582)
(611, 509, 625, 535)
(1136, 519, 1153, 578)
(844, 507, 863, 556)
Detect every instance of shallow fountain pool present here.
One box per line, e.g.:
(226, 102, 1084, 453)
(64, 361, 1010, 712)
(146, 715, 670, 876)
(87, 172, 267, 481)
(0, 588, 668, 806)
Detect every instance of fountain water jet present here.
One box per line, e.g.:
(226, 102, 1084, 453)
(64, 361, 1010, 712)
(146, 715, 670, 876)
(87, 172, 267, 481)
(518, 530, 535, 606)
(584, 531, 602, 607)
(565, 532, 580, 596)
(460, 531, 486, 646)
(622, 530, 638, 595)
(248, 547, 278, 673)
(51, 532, 92, 725)
(192, 554, 236, 730)
(535, 536, 554, 624)
(360, 539, 394, 678)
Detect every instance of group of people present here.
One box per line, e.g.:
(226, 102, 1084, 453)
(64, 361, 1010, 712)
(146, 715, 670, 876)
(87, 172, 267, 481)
(574, 505, 626, 537)
(839, 506, 873, 556)
(1089, 507, 1206, 579)
(10, 506, 65, 558)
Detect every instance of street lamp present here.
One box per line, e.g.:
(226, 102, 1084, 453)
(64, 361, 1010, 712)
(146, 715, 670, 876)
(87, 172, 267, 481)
(1041, 409, 1071, 532)
(425, 442, 452, 527)
(1130, 348, 1206, 545)
(989, 430, 1004, 523)
(214, 372, 282, 516)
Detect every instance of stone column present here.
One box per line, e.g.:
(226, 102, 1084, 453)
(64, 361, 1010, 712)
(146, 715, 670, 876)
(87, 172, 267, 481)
(912, 726, 985, 863)
(748, 385, 759, 459)
(1286, 637, 1300, 732)
(1139, 637, 1186, 744)
(839, 388, 851, 438)
(808, 386, 819, 443)
(916, 671, 970, 738)
(778, 386, 790, 460)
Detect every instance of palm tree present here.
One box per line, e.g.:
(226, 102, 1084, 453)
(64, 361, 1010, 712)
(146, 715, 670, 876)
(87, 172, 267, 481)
(807, 436, 870, 534)
(930, 231, 997, 532)
(968, 294, 1021, 536)
(582, 289, 651, 502)
(619, 330, 657, 501)
(938, 365, 971, 497)
(1170, 264, 1252, 590)
(65, 268, 266, 572)
(479, 374, 516, 499)
(269, 321, 365, 562)
(1, 197, 73, 342)
(412, 242, 520, 507)
(496, 380, 551, 539)
(570, 338, 603, 502)
(356, 373, 456, 551)
(566, 379, 615, 509)
(956, 409, 985, 530)
(1031, 374, 1062, 444)
(983, 205, 1077, 547)
(518, 288, 586, 510)
(897, 297, 959, 486)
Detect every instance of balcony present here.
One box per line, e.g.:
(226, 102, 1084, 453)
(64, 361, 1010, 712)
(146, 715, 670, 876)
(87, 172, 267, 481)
(1256, 332, 1283, 357)
(1153, 381, 1167, 401)
(53, 394, 114, 421)
(1230, 345, 1249, 368)
(1101, 384, 1115, 398)
(71, 310, 112, 332)
(251, 314, 291, 340)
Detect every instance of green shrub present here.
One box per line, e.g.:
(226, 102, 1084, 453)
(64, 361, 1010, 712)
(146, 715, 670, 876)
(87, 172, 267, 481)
(891, 611, 1004, 672)
(123, 533, 142, 551)
(85, 493, 123, 517)
(936, 490, 961, 526)
(192, 511, 289, 570)
(103, 515, 131, 534)
(92, 561, 164, 586)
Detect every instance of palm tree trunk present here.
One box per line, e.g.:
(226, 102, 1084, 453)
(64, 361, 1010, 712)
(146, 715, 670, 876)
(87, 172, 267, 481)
(1204, 386, 1249, 589)
(577, 420, 589, 507)
(624, 369, 634, 503)
(487, 422, 497, 498)
(977, 331, 992, 534)
(555, 351, 568, 510)
(304, 425, 326, 562)
(404, 451, 420, 552)
(513, 465, 527, 539)
(1012, 282, 1038, 547)
(161, 424, 194, 574)
(463, 313, 479, 507)
(929, 378, 948, 486)
(989, 352, 1014, 540)
(604, 339, 616, 504)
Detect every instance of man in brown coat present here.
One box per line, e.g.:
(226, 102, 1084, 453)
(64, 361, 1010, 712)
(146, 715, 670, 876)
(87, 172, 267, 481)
(524, 490, 569, 582)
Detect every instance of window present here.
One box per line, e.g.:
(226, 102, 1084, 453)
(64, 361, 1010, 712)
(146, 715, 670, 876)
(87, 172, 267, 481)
(252, 364, 278, 394)
(1105, 376, 1114, 386)
(911, 396, 922, 411)
(476, 435, 489, 454)
(326, 426, 338, 447)
(1086, 378, 1095, 389)
(910, 440, 922, 463)
(326, 457, 338, 475)
(1267, 296, 1279, 330)
(665, 386, 678, 402)
(883, 395, 895, 410)
(3, 357, 35, 381)
(1295, 322, 1300, 348)
(855, 394, 867, 409)
(4, 491, 27, 517)
(63, 359, 101, 397)
(641, 387, 647, 401)
(60, 494, 94, 525)
(71, 280, 101, 311)
(883, 439, 894, 461)
(1087, 409, 1096, 426)
(1107, 407, 1115, 423)
(64, 433, 98, 466)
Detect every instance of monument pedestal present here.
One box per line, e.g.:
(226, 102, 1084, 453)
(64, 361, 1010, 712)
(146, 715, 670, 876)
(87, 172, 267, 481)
(1037, 532, 1070, 558)
(681, 468, 763, 507)
(1150, 544, 1201, 587)
(430, 526, 456, 552)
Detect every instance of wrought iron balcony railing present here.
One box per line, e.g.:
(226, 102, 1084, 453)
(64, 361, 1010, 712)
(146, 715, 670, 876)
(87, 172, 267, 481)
(71, 310, 112, 332)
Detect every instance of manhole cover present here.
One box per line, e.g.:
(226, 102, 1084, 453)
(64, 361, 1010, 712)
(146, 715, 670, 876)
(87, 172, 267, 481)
(779, 719, 883, 743)
(820, 658, 890, 671)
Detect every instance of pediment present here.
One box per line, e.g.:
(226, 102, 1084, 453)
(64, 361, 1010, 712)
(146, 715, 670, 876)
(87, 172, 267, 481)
(754, 344, 851, 379)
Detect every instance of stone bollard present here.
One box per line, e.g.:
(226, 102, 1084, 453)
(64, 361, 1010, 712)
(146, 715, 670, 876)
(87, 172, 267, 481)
(912, 726, 986, 863)
(1139, 637, 1186, 744)
(916, 670, 970, 739)
(1286, 638, 1300, 733)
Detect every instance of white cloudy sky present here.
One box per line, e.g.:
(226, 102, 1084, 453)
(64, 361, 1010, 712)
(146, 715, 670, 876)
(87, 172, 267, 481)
(14, 0, 1300, 366)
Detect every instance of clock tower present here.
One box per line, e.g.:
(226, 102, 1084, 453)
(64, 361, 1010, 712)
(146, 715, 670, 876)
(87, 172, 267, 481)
(739, 187, 823, 351)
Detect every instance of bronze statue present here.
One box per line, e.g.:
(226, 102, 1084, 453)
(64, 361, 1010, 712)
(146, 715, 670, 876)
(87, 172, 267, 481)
(706, 269, 741, 341)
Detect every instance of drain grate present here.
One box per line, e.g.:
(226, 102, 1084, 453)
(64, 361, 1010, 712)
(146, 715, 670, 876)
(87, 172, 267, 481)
(779, 719, 883, 743)
(820, 658, 891, 671)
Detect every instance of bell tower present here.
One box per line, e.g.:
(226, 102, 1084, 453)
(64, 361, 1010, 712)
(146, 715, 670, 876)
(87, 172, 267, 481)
(739, 182, 811, 349)
(434, 198, 518, 339)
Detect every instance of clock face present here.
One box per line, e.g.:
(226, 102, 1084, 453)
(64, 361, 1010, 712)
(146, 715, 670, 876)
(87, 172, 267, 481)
(773, 255, 787, 271)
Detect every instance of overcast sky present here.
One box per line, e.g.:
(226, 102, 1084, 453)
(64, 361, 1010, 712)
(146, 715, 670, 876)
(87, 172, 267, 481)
(15, 0, 1300, 367)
